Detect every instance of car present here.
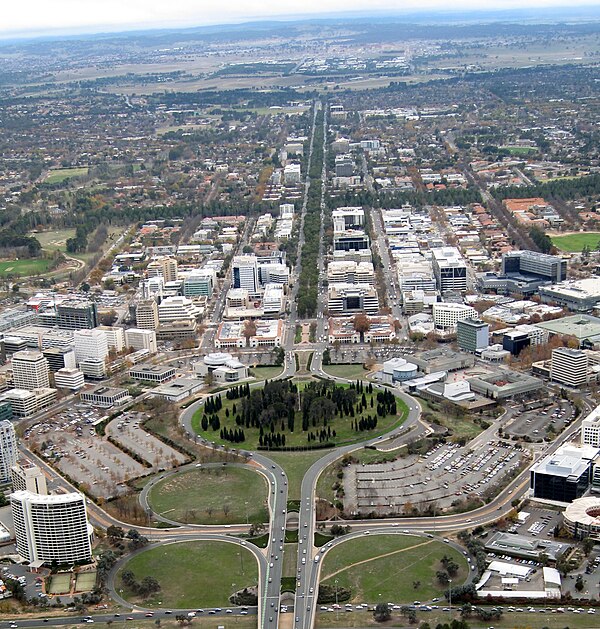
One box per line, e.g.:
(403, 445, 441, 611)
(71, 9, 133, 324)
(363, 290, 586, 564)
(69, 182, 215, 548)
(164, 611, 172, 615)
(145, 613, 154, 617)
(226, 609, 233, 614)
(208, 610, 216, 615)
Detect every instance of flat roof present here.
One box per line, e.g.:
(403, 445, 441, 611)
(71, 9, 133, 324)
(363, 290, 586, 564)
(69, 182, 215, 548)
(536, 315, 600, 340)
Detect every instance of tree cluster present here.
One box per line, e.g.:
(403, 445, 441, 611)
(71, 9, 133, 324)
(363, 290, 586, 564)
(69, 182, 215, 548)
(121, 570, 161, 598)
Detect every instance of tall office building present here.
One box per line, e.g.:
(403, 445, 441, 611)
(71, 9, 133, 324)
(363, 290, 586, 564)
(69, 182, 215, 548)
(42, 348, 76, 372)
(431, 247, 468, 295)
(11, 351, 50, 390)
(147, 256, 178, 282)
(125, 328, 158, 354)
(74, 329, 109, 364)
(0, 420, 18, 483)
(11, 461, 47, 495)
(56, 300, 98, 330)
(11, 490, 92, 564)
(457, 319, 489, 352)
(232, 255, 259, 294)
(135, 300, 159, 330)
(550, 347, 589, 388)
(183, 269, 216, 297)
(96, 326, 125, 352)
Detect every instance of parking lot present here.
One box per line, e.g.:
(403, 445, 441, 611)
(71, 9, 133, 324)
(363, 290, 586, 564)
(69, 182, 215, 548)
(25, 406, 185, 499)
(344, 440, 525, 515)
(504, 400, 575, 442)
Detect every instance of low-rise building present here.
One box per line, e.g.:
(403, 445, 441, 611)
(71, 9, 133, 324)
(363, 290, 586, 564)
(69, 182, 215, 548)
(194, 353, 249, 383)
(129, 364, 176, 384)
(469, 370, 544, 400)
(54, 368, 85, 391)
(80, 386, 131, 408)
(152, 377, 204, 402)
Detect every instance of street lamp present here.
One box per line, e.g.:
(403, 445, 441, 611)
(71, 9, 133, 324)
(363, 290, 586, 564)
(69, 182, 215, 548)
(335, 579, 339, 621)
(448, 579, 452, 617)
(245, 501, 249, 525)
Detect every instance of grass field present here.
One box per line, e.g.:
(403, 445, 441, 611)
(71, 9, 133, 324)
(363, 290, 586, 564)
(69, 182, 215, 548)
(75, 571, 97, 592)
(551, 232, 600, 252)
(320, 535, 468, 604)
(282, 543, 298, 577)
(419, 399, 484, 440)
(191, 382, 407, 450)
(148, 467, 269, 525)
(47, 573, 71, 595)
(322, 364, 369, 380)
(315, 609, 600, 628)
(44, 167, 89, 184)
(249, 365, 283, 380)
(0, 258, 52, 277)
(501, 145, 538, 155)
(117, 541, 258, 608)
(266, 450, 331, 500)
(32, 228, 76, 253)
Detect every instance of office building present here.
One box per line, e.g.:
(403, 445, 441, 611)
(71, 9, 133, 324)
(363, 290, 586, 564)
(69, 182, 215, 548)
(0, 402, 12, 423)
(582, 406, 600, 448)
(0, 388, 56, 417)
(183, 269, 216, 297)
(232, 255, 259, 294)
(42, 348, 76, 372)
(157, 296, 198, 323)
(468, 370, 543, 400)
(502, 250, 567, 283)
(333, 231, 370, 252)
(54, 368, 85, 391)
(530, 444, 598, 503)
(432, 302, 478, 336)
(80, 386, 130, 408)
(135, 300, 159, 330)
(11, 351, 50, 390)
(96, 326, 125, 353)
(328, 260, 375, 285)
(327, 283, 379, 315)
(147, 256, 178, 282)
(550, 348, 589, 388)
(431, 247, 468, 294)
(258, 263, 289, 286)
(0, 420, 17, 483)
(74, 329, 109, 364)
(334, 154, 354, 178)
(129, 364, 176, 384)
(125, 328, 158, 354)
(283, 163, 301, 185)
(262, 284, 284, 317)
(11, 490, 92, 564)
(539, 278, 600, 313)
(333, 207, 365, 232)
(79, 359, 107, 379)
(56, 300, 98, 330)
(456, 319, 489, 352)
(11, 461, 47, 495)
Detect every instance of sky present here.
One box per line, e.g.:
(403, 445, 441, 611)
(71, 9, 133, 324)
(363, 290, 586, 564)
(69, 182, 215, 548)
(1, 0, 599, 39)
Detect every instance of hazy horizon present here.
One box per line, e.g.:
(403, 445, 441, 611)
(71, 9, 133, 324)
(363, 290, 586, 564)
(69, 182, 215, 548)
(2, 1, 600, 41)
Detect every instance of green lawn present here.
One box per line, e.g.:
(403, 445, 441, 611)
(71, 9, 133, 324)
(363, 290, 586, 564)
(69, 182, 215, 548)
(419, 399, 484, 440)
(31, 228, 76, 253)
(75, 571, 97, 592)
(501, 145, 537, 155)
(147, 467, 269, 525)
(44, 167, 89, 184)
(191, 381, 408, 450)
(249, 365, 283, 381)
(117, 541, 258, 608)
(282, 543, 298, 577)
(320, 535, 468, 604)
(551, 232, 600, 252)
(322, 364, 369, 380)
(0, 258, 52, 277)
(266, 450, 331, 501)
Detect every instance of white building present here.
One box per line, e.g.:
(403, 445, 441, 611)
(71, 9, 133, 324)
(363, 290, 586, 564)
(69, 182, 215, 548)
(283, 163, 301, 185)
(135, 300, 159, 330)
(11, 461, 47, 495)
(11, 351, 50, 391)
(263, 284, 284, 316)
(194, 353, 249, 383)
(96, 326, 125, 353)
(54, 368, 85, 391)
(259, 263, 289, 286)
(550, 348, 589, 388)
(74, 329, 109, 364)
(582, 406, 600, 448)
(0, 388, 56, 418)
(157, 296, 199, 323)
(332, 207, 365, 232)
(327, 283, 379, 315)
(279, 203, 295, 218)
(0, 420, 17, 483)
(11, 490, 92, 565)
(432, 302, 478, 335)
(125, 328, 158, 354)
(327, 260, 375, 285)
(147, 256, 178, 282)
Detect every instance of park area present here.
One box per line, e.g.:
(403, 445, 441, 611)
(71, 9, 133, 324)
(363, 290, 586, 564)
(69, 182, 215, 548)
(147, 466, 269, 525)
(0, 258, 52, 278)
(319, 534, 468, 604)
(191, 379, 407, 450)
(44, 167, 89, 184)
(551, 232, 600, 252)
(117, 541, 258, 608)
